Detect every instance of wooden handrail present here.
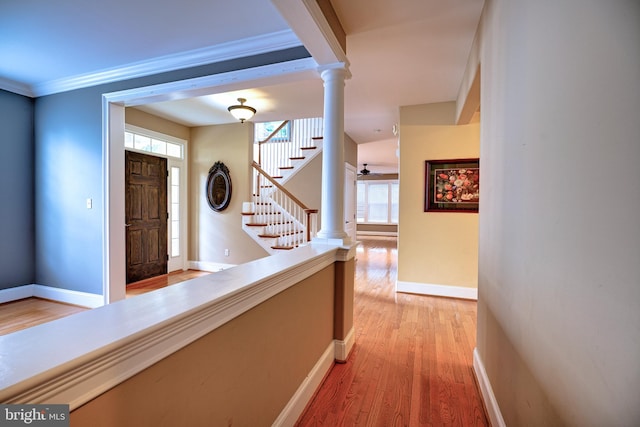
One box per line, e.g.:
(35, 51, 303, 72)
(252, 161, 310, 210)
(258, 120, 290, 145)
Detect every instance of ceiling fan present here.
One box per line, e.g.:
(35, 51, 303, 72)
(358, 164, 384, 177)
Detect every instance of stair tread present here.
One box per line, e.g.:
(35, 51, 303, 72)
(300, 146, 317, 150)
(258, 234, 280, 238)
(279, 166, 294, 170)
(289, 156, 305, 160)
(245, 223, 267, 227)
(271, 245, 295, 250)
(241, 212, 255, 216)
(311, 136, 323, 140)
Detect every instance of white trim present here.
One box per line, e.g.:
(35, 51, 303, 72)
(356, 231, 398, 237)
(32, 286, 103, 308)
(188, 260, 236, 272)
(104, 57, 318, 106)
(0, 285, 35, 304)
(273, 341, 335, 427)
(26, 30, 302, 97)
(103, 57, 320, 306)
(0, 78, 34, 97)
(0, 284, 102, 308)
(396, 280, 478, 300)
(0, 244, 340, 408)
(125, 124, 188, 155)
(473, 348, 507, 427)
(334, 327, 355, 362)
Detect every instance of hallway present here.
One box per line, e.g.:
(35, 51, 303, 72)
(0, 238, 488, 425)
(297, 237, 488, 426)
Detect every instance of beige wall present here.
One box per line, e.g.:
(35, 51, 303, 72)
(344, 133, 357, 167)
(190, 123, 267, 265)
(125, 107, 190, 141)
(284, 154, 322, 217)
(398, 102, 480, 288)
(71, 265, 336, 426)
(477, 0, 640, 425)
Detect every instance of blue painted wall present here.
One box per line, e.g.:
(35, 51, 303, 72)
(0, 90, 35, 289)
(33, 47, 310, 294)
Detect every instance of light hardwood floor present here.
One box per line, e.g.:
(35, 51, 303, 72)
(296, 237, 488, 426)
(0, 269, 209, 336)
(0, 238, 488, 425)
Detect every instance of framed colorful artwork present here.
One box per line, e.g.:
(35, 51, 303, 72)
(424, 158, 479, 212)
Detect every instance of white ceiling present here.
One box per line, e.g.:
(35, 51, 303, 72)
(0, 0, 484, 174)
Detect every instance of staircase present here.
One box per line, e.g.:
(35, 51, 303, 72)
(242, 118, 323, 254)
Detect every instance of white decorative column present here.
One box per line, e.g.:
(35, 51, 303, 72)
(314, 64, 350, 245)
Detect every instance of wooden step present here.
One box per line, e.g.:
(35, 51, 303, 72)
(279, 166, 294, 170)
(289, 156, 305, 161)
(241, 212, 255, 216)
(258, 234, 280, 239)
(245, 223, 267, 227)
(311, 136, 323, 141)
(272, 176, 283, 179)
(300, 146, 317, 151)
(271, 245, 295, 250)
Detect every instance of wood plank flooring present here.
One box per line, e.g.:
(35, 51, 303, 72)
(296, 237, 488, 426)
(0, 269, 208, 336)
(0, 298, 88, 336)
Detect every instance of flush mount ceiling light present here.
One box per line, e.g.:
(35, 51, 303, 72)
(227, 98, 256, 123)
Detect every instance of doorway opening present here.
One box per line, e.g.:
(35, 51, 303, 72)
(125, 125, 187, 277)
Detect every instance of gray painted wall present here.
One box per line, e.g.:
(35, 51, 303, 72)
(0, 90, 34, 289)
(32, 47, 309, 294)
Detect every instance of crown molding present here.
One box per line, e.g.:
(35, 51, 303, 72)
(0, 77, 34, 97)
(2, 30, 301, 98)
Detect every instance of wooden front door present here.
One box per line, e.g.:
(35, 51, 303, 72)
(125, 151, 168, 284)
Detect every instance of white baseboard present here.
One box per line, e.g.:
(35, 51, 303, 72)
(356, 231, 398, 237)
(396, 280, 477, 300)
(188, 260, 236, 272)
(273, 341, 335, 426)
(0, 285, 35, 304)
(334, 327, 355, 362)
(0, 284, 103, 308)
(473, 348, 506, 427)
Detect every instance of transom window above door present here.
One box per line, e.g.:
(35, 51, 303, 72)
(125, 127, 184, 159)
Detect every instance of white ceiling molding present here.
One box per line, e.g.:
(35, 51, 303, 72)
(0, 77, 34, 98)
(271, 0, 349, 67)
(103, 57, 320, 107)
(22, 30, 302, 98)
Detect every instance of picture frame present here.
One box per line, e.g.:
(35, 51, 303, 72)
(424, 158, 479, 212)
(206, 161, 232, 212)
